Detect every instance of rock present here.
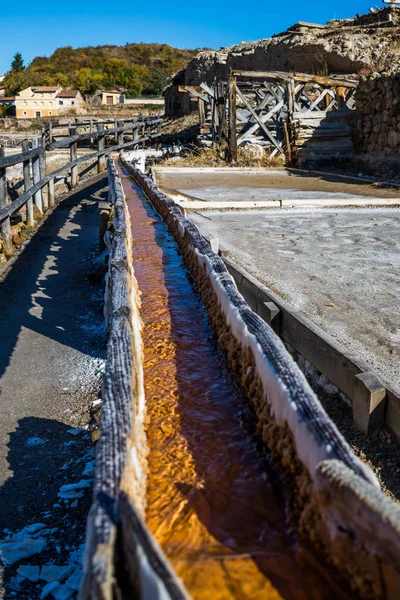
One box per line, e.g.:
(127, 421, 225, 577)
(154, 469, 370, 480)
(52, 584, 74, 600)
(240, 143, 265, 161)
(17, 565, 40, 582)
(0, 538, 47, 565)
(65, 568, 83, 591)
(40, 581, 60, 599)
(40, 564, 74, 583)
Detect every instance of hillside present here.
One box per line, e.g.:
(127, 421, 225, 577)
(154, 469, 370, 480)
(3, 43, 199, 97)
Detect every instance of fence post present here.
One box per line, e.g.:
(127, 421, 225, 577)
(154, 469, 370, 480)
(117, 120, 124, 146)
(0, 146, 13, 258)
(38, 138, 48, 211)
(48, 121, 53, 145)
(114, 118, 118, 145)
(97, 123, 105, 173)
(90, 119, 94, 145)
(69, 125, 79, 187)
(22, 141, 34, 226)
(32, 138, 43, 214)
(133, 125, 138, 145)
(48, 177, 55, 208)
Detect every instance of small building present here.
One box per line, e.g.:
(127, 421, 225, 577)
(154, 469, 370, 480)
(15, 86, 84, 118)
(0, 86, 6, 97)
(56, 90, 84, 113)
(100, 90, 125, 105)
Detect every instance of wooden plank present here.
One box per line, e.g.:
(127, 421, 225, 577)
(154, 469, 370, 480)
(0, 147, 13, 256)
(0, 146, 43, 169)
(22, 141, 34, 226)
(31, 138, 43, 214)
(236, 87, 282, 153)
(227, 71, 238, 163)
(237, 99, 284, 145)
(233, 70, 358, 88)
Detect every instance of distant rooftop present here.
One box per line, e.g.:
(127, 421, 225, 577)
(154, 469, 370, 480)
(56, 90, 80, 98)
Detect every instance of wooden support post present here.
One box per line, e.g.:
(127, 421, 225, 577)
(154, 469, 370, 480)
(117, 120, 124, 146)
(133, 126, 138, 145)
(198, 98, 206, 127)
(48, 121, 53, 145)
(337, 86, 346, 110)
(22, 141, 34, 226)
(141, 124, 146, 149)
(31, 138, 43, 214)
(353, 372, 386, 434)
(227, 70, 237, 163)
(0, 146, 13, 258)
(38, 138, 48, 211)
(98, 200, 111, 252)
(90, 119, 94, 145)
(97, 123, 105, 173)
(260, 301, 281, 334)
(48, 177, 55, 208)
(114, 118, 118, 144)
(69, 125, 78, 188)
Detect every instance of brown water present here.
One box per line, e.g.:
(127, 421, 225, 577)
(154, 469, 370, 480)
(120, 166, 352, 600)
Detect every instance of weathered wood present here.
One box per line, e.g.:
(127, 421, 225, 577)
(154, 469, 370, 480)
(236, 87, 282, 153)
(97, 123, 106, 174)
(236, 100, 284, 145)
(198, 99, 206, 127)
(22, 141, 34, 226)
(48, 177, 55, 208)
(69, 126, 79, 188)
(353, 372, 386, 434)
(0, 146, 43, 169)
(117, 120, 124, 146)
(227, 71, 237, 163)
(0, 147, 13, 257)
(38, 138, 49, 211)
(31, 139, 43, 214)
(233, 70, 358, 88)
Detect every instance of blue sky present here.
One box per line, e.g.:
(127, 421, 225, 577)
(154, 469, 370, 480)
(1, 1, 372, 74)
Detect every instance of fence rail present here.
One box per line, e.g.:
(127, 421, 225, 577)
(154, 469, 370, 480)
(0, 117, 163, 255)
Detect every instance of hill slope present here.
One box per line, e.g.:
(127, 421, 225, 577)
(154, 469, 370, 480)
(3, 43, 199, 97)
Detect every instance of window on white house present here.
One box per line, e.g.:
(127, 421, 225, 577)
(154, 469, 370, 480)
(23, 111, 27, 116)
(49, 102, 52, 107)
(49, 111, 52, 115)
(59, 100, 63, 106)
(23, 101, 27, 106)
(40, 102, 44, 106)
(34, 102, 37, 106)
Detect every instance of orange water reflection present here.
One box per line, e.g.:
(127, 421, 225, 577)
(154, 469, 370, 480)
(120, 166, 352, 600)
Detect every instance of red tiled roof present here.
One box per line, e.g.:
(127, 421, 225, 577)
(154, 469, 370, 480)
(0, 97, 15, 102)
(56, 90, 80, 98)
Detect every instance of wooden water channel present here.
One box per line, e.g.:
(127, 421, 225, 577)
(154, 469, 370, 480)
(0, 117, 162, 257)
(181, 70, 357, 162)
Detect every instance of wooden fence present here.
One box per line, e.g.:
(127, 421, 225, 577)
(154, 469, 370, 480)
(0, 117, 162, 256)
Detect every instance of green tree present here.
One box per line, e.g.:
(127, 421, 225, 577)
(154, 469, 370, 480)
(11, 52, 25, 72)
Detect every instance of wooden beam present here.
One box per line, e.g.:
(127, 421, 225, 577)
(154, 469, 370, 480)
(236, 87, 282, 153)
(233, 70, 358, 88)
(22, 141, 34, 226)
(227, 71, 237, 163)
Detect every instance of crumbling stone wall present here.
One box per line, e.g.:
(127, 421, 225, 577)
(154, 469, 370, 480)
(353, 73, 400, 155)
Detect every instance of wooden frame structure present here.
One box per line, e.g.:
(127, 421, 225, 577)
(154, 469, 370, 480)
(182, 70, 357, 162)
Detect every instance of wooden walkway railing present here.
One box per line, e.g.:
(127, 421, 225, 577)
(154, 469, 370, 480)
(0, 117, 162, 256)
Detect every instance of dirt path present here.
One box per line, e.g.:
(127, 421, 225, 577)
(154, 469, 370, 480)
(0, 177, 107, 599)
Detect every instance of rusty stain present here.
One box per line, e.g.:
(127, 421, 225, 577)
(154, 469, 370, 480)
(119, 165, 352, 600)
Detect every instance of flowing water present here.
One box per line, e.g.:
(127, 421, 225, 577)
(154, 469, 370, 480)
(120, 166, 351, 600)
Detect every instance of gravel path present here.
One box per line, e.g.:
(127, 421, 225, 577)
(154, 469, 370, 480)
(0, 176, 108, 598)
